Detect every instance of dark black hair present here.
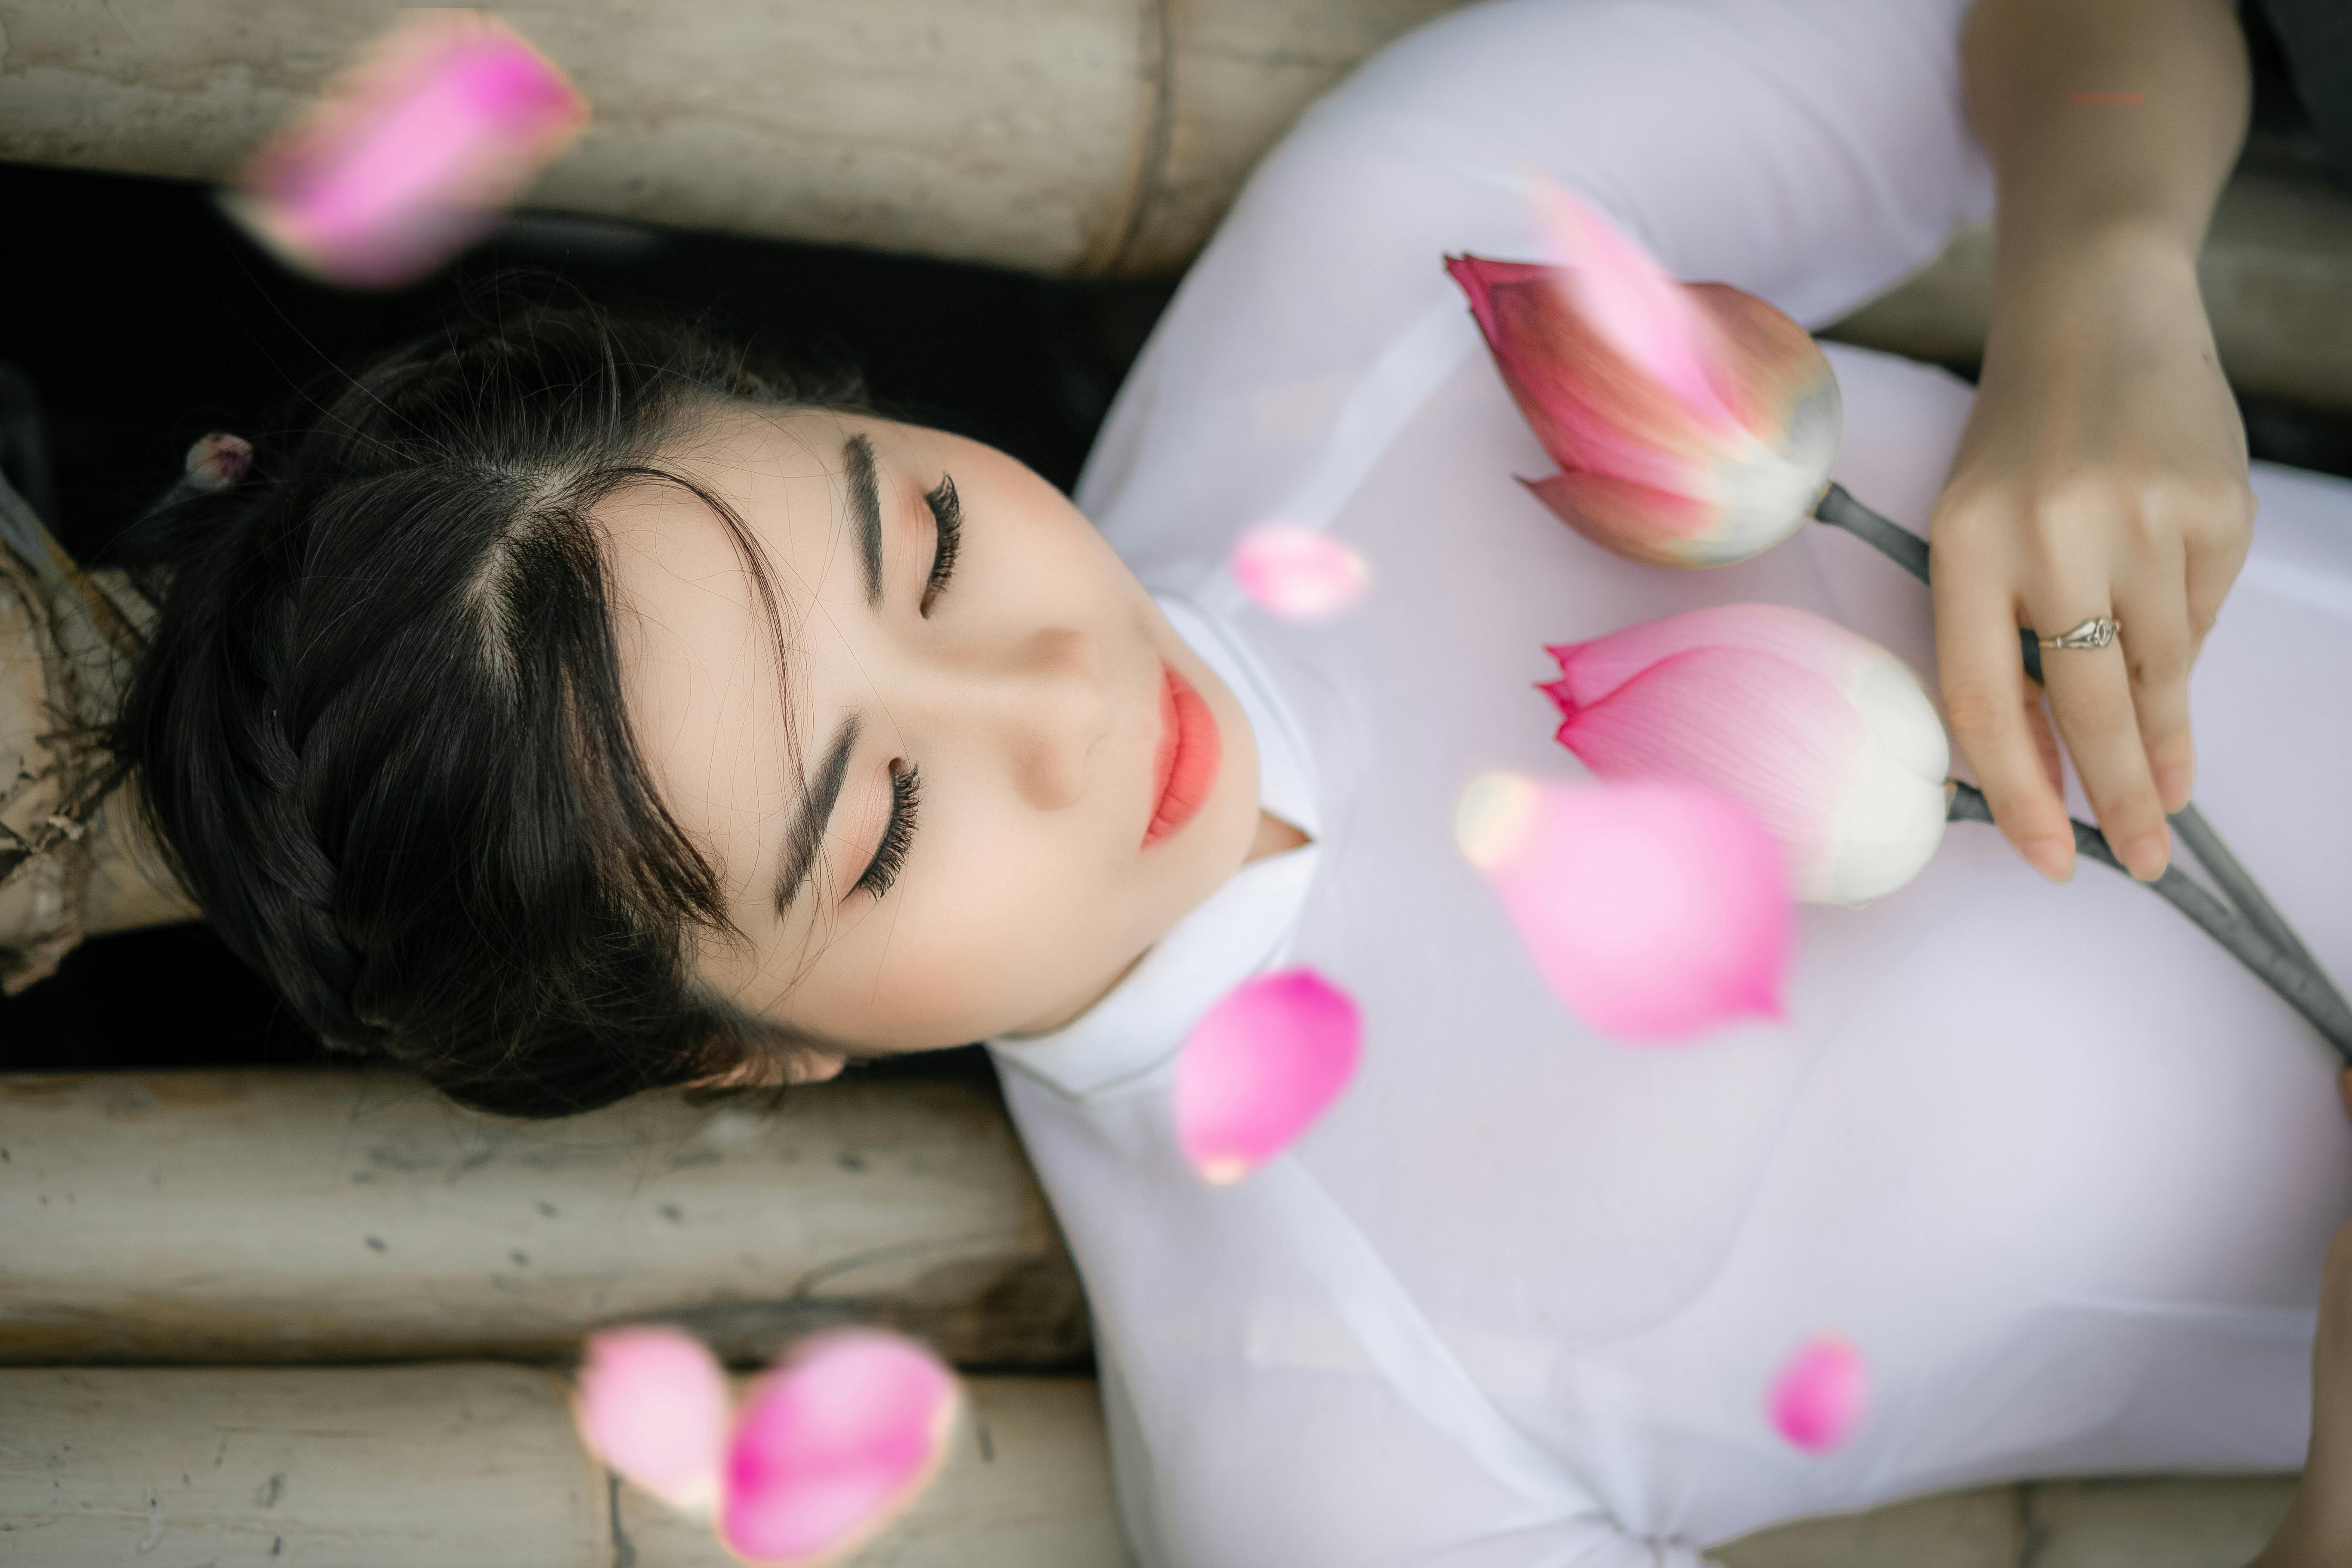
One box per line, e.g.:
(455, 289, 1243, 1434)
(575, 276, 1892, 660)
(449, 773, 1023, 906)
(110, 285, 870, 1118)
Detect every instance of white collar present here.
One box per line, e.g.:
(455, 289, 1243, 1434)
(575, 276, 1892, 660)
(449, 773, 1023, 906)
(984, 592, 1323, 1102)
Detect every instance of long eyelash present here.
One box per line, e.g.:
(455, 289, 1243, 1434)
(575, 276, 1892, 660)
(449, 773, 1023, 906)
(854, 763, 921, 899)
(921, 475, 962, 612)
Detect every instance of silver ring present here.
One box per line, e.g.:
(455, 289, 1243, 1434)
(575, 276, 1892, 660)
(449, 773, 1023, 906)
(2037, 615, 2121, 651)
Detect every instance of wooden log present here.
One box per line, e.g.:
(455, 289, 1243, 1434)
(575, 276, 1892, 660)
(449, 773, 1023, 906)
(0, 1070, 1088, 1369)
(0, 1363, 1129, 1567)
(0, 0, 1470, 280)
(1822, 155, 2352, 414)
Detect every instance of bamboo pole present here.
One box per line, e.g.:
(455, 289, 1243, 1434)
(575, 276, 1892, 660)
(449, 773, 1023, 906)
(0, 1069, 1088, 1369)
(0, 0, 1471, 281)
(0, 1364, 1127, 1567)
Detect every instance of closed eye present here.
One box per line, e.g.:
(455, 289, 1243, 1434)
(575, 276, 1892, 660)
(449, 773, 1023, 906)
(921, 474, 961, 614)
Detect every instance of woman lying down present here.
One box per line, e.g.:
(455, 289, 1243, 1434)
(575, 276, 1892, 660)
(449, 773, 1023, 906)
(111, 0, 2352, 1562)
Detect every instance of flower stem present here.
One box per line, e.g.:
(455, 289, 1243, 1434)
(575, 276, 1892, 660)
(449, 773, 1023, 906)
(1946, 786, 2352, 1062)
(1813, 482, 2046, 678)
(1823, 480, 2352, 1060)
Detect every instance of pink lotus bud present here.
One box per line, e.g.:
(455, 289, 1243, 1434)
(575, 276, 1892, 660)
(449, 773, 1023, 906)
(1542, 604, 1949, 906)
(1173, 968, 1363, 1185)
(574, 1325, 732, 1516)
(1455, 773, 1791, 1041)
(720, 1328, 962, 1565)
(224, 12, 589, 288)
(1230, 524, 1373, 622)
(1768, 1333, 1870, 1453)
(1443, 175, 1840, 568)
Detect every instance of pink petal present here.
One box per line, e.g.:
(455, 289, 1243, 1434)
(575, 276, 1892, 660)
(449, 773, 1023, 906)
(228, 14, 588, 288)
(1768, 1334, 1870, 1453)
(1173, 968, 1363, 1184)
(1520, 470, 1720, 560)
(574, 1325, 732, 1514)
(1520, 170, 1743, 439)
(1230, 525, 1373, 621)
(1544, 604, 1880, 711)
(1455, 773, 1792, 1041)
(721, 1329, 962, 1565)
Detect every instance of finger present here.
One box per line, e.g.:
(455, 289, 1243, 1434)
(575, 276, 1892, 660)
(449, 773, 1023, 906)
(2339, 1068, 2352, 1125)
(2184, 490, 2255, 643)
(2024, 686, 2064, 798)
(1934, 564, 2076, 881)
(2028, 585, 2172, 882)
(2113, 560, 2196, 816)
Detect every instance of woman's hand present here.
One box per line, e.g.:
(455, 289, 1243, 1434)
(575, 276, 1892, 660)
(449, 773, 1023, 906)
(1926, 223, 2255, 885)
(2247, 1072, 2352, 1568)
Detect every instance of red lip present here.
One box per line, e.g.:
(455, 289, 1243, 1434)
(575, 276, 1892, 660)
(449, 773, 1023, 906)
(1145, 662, 1219, 848)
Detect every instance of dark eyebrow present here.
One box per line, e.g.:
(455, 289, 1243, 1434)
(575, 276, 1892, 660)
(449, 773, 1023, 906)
(844, 432, 882, 607)
(773, 713, 861, 918)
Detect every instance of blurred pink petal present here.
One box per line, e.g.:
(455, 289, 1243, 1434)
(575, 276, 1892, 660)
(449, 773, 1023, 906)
(1542, 605, 1949, 906)
(1768, 1334, 1870, 1453)
(720, 1328, 961, 1565)
(226, 12, 588, 288)
(1521, 169, 1742, 440)
(1174, 968, 1363, 1185)
(574, 1325, 731, 1515)
(1455, 772, 1792, 1041)
(1445, 179, 1840, 568)
(1230, 525, 1372, 621)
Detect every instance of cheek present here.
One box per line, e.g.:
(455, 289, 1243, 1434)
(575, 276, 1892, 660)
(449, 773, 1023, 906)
(809, 812, 1122, 1042)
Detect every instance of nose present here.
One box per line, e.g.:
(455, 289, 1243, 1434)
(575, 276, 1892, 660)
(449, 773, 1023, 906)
(948, 625, 1113, 810)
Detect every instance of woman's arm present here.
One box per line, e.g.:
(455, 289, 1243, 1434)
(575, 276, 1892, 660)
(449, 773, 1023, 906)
(1932, 0, 2254, 885)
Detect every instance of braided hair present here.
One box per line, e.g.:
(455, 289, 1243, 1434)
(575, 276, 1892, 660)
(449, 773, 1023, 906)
(109, 288, 870, 1118)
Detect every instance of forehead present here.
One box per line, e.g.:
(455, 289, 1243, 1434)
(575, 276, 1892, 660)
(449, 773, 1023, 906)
(594, 407, 856, 899)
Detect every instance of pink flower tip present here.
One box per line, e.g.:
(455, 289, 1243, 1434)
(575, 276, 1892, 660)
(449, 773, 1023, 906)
(721, 1328, 962, 1565)
(1174, 968, 1363, 1184)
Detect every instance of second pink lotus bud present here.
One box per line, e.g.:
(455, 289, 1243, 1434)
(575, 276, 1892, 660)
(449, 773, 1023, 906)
(1543, 604, 1951, 906)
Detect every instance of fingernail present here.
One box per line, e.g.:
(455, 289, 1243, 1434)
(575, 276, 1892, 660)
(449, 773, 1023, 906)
(2122, 830, 2171, 882)
(2027, 839, 2074, 883)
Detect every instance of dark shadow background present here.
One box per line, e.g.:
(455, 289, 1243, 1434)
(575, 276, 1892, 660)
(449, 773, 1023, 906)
(3, 0, 2346, 1077)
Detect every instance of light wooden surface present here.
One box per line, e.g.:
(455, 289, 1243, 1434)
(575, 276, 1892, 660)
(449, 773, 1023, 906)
(0, 1356, 2302, 1566)
(0, 1363, 1128, 1567)
(0, 0, 1469, 279)
(0, 1069, 1087, 1368)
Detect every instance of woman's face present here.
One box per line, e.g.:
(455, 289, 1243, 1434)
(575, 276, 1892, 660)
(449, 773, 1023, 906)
(600, 404, 1263, 1078)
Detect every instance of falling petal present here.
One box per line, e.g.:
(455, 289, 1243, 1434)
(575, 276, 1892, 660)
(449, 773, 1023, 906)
(721, 1329, 962, 1566)
(225, 12, 588, 288)
(1231, 525, 1373, 621)
(1455, 773, 1792, 1040)
(574, 1325, 731, 1516)
(1174, 968, 1363, 1184)
(1768, 1334, 1870, 1453)
(1520, 168, 1742, 438)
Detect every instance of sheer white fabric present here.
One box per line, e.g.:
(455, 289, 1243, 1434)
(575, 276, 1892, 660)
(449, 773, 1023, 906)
(983, 1, 2352, 1562)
